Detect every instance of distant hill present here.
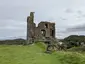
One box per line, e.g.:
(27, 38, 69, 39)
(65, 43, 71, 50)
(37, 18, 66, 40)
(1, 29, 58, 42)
(64, 35, 85, 42)
(0, 38, 26, 45)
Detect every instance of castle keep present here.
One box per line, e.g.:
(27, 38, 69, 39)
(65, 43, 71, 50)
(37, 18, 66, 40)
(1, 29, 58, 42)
(27, 12, 56, 44)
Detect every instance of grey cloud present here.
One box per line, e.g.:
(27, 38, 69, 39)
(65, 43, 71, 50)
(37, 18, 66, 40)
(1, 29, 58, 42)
(77, 10, 82, 14)
(0, 20, 26, 29)
(0, 28, 26, 39)
(60, 18, 67, 20)
(56, 23, 85, 39)
(76, 10, 85, 19)
(65, 9, 73, 13)
(66, 24, 85, 32)
(0, 19, 26, 39)
(0, 6, 30, 21)
(82, 14, 85, 17)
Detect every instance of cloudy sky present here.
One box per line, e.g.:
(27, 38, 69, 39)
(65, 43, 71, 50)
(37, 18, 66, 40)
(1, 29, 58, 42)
(0, 0, 85, 40)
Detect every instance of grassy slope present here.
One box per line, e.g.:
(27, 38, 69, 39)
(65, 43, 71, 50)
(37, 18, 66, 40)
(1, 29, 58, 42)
(0, 43, 85, 64)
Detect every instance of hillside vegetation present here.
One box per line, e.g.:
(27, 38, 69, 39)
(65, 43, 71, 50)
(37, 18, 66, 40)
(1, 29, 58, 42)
(0, 39, 26, 45)
(0, 42, 85, 64)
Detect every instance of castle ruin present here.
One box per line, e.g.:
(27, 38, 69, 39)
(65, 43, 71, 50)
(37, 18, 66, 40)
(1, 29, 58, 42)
(27, 12, 57, 44)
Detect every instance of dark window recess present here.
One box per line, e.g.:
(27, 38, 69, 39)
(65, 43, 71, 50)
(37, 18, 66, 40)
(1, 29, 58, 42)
(50, 29, 54, 37)
(45, 24, 48, 28)
(41, 30, 46, 36)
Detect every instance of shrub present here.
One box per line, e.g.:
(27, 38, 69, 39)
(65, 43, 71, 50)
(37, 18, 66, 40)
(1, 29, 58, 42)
(58, 52, 85, 64)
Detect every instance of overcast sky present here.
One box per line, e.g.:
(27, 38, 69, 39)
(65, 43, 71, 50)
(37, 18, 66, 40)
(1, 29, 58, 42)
(0, 0, 85, 39)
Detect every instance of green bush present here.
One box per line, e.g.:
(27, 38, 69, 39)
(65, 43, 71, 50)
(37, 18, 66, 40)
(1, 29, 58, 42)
(68, 46, 85, 52)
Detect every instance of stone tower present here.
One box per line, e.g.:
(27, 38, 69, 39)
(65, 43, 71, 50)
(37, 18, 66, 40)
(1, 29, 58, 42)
(27, 12, 35, 44)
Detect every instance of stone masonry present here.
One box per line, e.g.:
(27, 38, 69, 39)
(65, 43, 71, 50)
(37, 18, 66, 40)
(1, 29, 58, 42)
(27, 12, 56, 44)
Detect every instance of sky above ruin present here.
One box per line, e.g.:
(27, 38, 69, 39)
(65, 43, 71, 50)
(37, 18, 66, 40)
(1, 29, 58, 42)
(0, 0, 85, 39)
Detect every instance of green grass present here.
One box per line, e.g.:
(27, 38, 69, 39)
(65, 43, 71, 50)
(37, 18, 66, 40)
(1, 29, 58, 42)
(0, 42, 85, 64)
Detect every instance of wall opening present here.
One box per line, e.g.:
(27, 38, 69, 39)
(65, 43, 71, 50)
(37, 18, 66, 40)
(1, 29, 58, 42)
(45, 24, 48, 28)
(41, 29, 46, 36)
(50, 29, 55, 37)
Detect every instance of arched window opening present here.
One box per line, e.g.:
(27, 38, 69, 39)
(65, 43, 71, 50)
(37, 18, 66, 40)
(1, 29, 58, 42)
(41, 30, 46, 36)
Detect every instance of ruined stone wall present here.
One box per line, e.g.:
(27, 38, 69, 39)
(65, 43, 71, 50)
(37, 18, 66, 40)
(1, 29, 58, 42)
(35, 22, 55, 40)
(27, 12, 56, 44)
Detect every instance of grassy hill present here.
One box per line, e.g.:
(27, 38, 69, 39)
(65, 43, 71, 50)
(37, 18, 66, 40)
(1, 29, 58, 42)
(0, 42, 85, 64)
